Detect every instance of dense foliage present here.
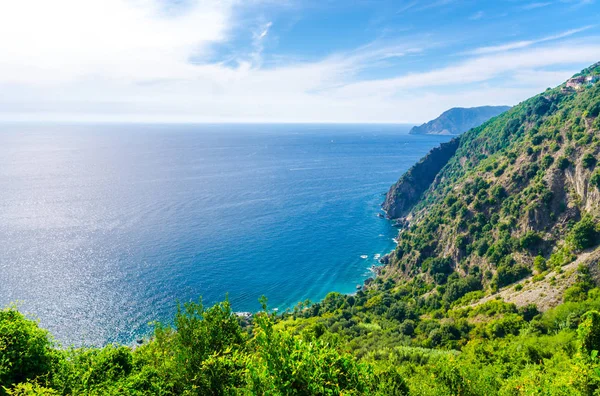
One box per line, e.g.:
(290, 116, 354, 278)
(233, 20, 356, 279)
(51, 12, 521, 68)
(383, 62, 600, 297)
(4, 286, 600, 395)
(0, 299, 408, 395)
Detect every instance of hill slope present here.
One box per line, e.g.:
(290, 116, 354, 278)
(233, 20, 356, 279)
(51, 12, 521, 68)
(409, 106, 511, 135)
(385, 61, 600, 292)
(276, 62, 600, 394)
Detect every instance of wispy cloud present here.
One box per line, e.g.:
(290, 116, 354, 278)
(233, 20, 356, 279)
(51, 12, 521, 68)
(521, 2, 553, 10)
(414, 0, 456, 11)
(469, 11, 484, 20)
(467, 25, 595, 55)
(257, 22, 273, 40)
(560, 0, 595, 8)
(0, 0, 598, 124)
(247, 21, 273, 67)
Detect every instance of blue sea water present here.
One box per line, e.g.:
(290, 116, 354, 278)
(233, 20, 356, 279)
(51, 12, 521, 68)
(0, 123, 450, 346)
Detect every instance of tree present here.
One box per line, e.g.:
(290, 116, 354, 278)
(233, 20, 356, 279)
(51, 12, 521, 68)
(247, 298, 377, 395)
(170, 298, 247, 393)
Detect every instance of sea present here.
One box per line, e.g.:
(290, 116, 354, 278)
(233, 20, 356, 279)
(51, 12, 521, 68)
(0, 123, 451, 346)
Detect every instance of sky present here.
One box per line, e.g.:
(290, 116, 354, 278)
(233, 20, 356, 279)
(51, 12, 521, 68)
(0, 0, 599, 124)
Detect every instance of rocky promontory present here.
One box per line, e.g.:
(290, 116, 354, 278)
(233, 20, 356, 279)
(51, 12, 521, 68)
(409, 106, 510, 135)
(382, 137, 460, 219)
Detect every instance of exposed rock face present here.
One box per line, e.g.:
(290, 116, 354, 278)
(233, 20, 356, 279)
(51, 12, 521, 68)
(382, 138, 460, 219)
(469, 247, 600, 312)
(409, 106, 511, 135)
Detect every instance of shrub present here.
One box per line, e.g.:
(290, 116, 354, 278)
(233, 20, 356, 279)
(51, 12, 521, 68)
(557, 156, 571, 170)
(541, 154, 554, 169)
(491, 185, 507, 199)
(443, 276, 482, 303)
(568, 215, 599, 251)
(564, 284, 589, 303)
(591, 170, 600, 190)
(520, 231, 543, 250)
(399, 320, 416, 336)
(533, 255, 547, 272)
(548, 246, 576, 267)
(496, 264, 531, 288)
(578, 310, 600, 355)
(387, 302, 408, 322)
(0, 307, 55, 390)
(582, 153, 597, 169)
(587, 101, 600, 118)
(248, 300, 377, 395)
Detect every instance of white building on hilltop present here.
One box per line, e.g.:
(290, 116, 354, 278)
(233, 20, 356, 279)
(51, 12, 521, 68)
(586, 75, 600, 83)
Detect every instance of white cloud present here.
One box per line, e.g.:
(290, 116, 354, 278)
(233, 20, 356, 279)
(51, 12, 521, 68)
(0, 1, 599, 124)
(0, 0, 231, 84)
(468, 25, 594, 55)
(257, 22, 273, 40)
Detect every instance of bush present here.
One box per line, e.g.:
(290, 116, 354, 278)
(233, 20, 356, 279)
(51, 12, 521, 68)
(587, 101, 600, 118)
(533, 255, 547, 272)
(0, 307, 55, 390)
(568, 215, 599, 251)
(564, 284, 590, 303)
(387, 302, 408, 322)
(520, 231, 543, 250)
(591, 170, 600, 190)
(171, 298, 247, 391)
(496, 264, 531, 288)
(399, 320, 416, 336)
(578, 310, 600, 354)
(247, 300, 377, 395)
(557, 156, 571, 170)
(541, 154, 554, 169)
(582, 153, 597, 169)
(443, 276, 482, 303)
(548, 246, 576, 267)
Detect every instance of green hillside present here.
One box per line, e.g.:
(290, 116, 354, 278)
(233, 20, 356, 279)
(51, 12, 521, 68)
(384, 61, 600, 294)
(2, 63, 600, 395)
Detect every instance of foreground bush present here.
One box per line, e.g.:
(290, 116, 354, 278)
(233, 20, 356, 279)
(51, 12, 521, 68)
(0, 300, 407, 395)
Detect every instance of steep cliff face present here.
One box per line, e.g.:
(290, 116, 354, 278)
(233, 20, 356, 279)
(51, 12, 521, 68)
(383, 62, 600, 292)
(409, 106, 511, 135)
(382, 138, 459, 219)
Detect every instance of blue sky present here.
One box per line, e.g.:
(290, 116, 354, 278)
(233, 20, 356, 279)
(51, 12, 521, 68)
(0, 0, 599, 123)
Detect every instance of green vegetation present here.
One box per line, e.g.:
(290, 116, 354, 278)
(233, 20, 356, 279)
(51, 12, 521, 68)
(383, 62, 600, 297)
(6, 284, 600, 394)
(1, 300, 406, 395)
(569, 216, 600, 251)
(3, 63, 600, 395)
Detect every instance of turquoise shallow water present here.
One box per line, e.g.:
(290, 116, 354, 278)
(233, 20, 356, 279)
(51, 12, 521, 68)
(0, 123, 451, 346)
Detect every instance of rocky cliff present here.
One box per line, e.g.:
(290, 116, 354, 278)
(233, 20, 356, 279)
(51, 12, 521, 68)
(382, 138, 459, 219)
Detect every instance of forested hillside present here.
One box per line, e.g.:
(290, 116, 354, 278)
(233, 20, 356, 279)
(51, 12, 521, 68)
(385, 61, 600, 293)
(2, 63, 600, 395)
